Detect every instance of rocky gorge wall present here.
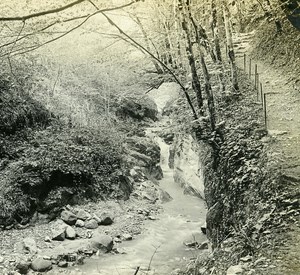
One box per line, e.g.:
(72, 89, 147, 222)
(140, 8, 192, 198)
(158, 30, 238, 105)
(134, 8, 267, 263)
(171, 135, 211, 200)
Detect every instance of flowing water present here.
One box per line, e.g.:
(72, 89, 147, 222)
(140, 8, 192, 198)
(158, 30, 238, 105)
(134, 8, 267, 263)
(67, 133, 207, 275)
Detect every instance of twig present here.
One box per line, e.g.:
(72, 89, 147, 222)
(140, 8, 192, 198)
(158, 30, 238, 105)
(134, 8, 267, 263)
(147, 245, 161, 274)
(50, 66, 61, 97)
(134, 266, 140, 275)
(6, 21, 26, 88)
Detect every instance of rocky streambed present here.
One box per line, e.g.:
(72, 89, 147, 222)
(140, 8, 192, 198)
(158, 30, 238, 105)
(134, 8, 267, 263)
(0, 82, 209, 275)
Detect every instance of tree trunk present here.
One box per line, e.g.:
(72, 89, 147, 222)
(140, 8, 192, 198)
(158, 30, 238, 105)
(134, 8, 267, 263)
(211, 0, 222, 62)
(181, 18, 204, 115)
(186, 2, 216, 131)
(223, 4, 239, 92)
(133, 15, 164, 74)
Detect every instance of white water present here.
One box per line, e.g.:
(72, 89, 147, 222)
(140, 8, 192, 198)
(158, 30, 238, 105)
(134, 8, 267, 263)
(66, 134, 207, 275)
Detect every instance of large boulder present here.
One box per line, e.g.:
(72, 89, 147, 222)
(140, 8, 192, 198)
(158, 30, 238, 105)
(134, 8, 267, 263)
(90, 232, 113, 253)
(65, 226, 76, 240)
(51, 219, 68, 241)
(116, 96, 158, 121)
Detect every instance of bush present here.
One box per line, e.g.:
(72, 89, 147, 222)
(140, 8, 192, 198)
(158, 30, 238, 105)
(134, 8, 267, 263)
(0, 125, 128, 226)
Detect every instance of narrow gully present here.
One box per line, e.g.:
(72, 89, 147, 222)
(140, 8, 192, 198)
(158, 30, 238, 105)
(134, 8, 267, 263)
(67, 130, 207, 275)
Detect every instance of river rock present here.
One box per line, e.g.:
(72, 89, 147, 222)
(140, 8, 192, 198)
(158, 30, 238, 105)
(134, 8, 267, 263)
(52, 229, 65, 241)
(198, 241, 209, 250)
(122, 233, 133, 241)
(23, 237, 37, 254)
(16, 261, 30, 274)
(65, 226, 76, 240)
(98, 212, 114, 225)
(51, 220, 68, 241)
(226, 265, 244, 275)
(158, 189, 173, 203)
(58, 261, 68, 268)
(76, 209, 91, 221)
(75, 219, 85, 227)
(201, 221, 207, 234)
(90, 232, 113, 253)
(92, 214, 102, 224)
(61, 210, 77, 225)
(85, 219, 98, 229)
(31, 257, 52, 272)
(44, 236, 51, 243)
(14, 241, 25, 253)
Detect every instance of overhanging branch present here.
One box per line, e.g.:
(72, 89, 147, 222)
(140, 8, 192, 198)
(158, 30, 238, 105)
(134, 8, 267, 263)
(0, 0, 86, 21)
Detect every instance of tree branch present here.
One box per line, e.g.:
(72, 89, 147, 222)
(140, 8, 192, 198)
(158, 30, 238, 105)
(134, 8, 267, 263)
(0, 0, 139, 22)
(0, 0, 86, 21)
(0, 1, 140, 57)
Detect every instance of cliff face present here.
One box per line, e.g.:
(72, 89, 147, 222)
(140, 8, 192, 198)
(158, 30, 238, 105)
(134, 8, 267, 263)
(171, 135, 210, 200)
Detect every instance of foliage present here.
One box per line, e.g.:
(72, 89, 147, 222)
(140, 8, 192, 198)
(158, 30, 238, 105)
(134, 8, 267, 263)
(0, 74, 52, 134)
(0, 123, 127, 225)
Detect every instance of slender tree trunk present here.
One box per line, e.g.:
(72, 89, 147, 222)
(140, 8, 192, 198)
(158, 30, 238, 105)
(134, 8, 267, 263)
(186, 2, 216, 131)
(210, 0, 222, 62)
(181, 15, 204, 115)
(223, 4, 239, 92)
(132, 15, 164, 74)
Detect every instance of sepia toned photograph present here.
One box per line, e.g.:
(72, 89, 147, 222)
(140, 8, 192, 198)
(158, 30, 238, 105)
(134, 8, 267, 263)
(0, 1, 299, 274)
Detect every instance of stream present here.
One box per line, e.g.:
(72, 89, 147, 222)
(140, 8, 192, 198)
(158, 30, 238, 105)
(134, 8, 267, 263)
(67, 128, 207, 275)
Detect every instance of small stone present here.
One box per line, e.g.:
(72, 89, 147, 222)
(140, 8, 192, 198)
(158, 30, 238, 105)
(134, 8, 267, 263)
(85, 219, 98, 229)
(226, 265, 244, 275)
(31, 257, 52, 272)
(83, 250, 94, 256)
(61, 210, 77, 225)
(114, 237, 122, 243)
(201, 222, 207, 234)
(65, 226, 76, 240)
(44, 236, 51, 243)
(113, 248, 127, 254)
(98, 213, 114, 226)
(58, 261, 68, 268)
(198, 241, 209, 250)
(16, 261, 30, 274)
(148, 216, 156, 220)
(75, 219, 85, 227)
(76, 255, 85, 265)
(240, 255, 252, 262)
(76, 209, 92, 221)
(52, 230, 65, 241)
(23, 238, 37, 254)
(65, 253, 77, 262)
(14, 241, 25, 253)
(0, 256, 4, 263)
(122, 233, 133, 241)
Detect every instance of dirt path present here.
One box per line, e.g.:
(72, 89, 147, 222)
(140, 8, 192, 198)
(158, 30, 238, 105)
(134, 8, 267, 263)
(234, 32, 300, 274)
